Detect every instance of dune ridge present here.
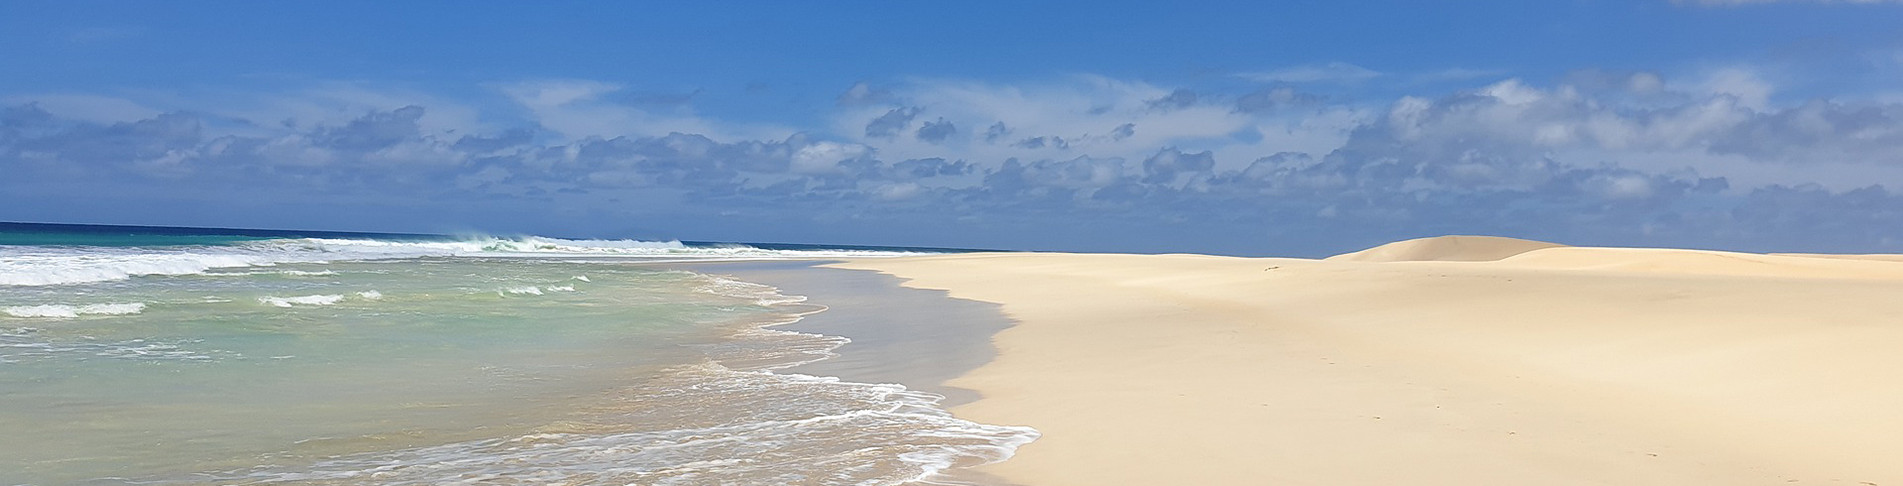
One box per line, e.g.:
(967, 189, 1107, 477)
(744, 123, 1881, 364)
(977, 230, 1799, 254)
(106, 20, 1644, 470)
(1497, 246, 1903, 279)
(1334, 236, 1903, 279)
(1324, 235, 1566, 262)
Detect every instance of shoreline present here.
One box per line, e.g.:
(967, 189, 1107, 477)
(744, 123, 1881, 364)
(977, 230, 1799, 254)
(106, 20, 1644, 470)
(683, 260, 1013, 405)
(832, 245, 1903, 485)
(680, 260, 1027, 485)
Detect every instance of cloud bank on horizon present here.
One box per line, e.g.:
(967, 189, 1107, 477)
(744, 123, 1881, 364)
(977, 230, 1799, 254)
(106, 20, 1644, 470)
(4, 1, 1903, 256)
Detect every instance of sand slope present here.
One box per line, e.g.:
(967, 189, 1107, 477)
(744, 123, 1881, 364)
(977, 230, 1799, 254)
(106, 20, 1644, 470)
(833, 242, 1903, 486)
(1498, 246, 1903, 279)
(1325, 235, 1566, 262)
(1773, 253, 1903, 263)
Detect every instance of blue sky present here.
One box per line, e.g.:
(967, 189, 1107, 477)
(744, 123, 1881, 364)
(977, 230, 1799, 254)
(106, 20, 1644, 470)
(5, 0, 1903, 255)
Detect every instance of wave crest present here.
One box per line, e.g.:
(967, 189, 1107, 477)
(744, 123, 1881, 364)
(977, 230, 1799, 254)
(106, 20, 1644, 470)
(259, 295, 344, 308)
(2, 302, 148, 318)
(2, 235, 928, 287)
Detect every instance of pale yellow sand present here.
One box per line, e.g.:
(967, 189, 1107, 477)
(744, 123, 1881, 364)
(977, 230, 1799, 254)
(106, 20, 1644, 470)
(830, 237, 1903, 485)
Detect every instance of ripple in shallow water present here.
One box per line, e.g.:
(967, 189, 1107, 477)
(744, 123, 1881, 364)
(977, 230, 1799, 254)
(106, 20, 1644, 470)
(1, 327, 231, 364)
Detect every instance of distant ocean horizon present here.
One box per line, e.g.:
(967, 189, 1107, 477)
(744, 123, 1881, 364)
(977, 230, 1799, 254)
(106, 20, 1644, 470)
(0, 221, 1033, 485)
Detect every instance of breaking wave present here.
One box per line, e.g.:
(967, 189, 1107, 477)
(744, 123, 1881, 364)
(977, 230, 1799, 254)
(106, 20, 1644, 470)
(498, 286, 545, 296)
(0, 236, 929, 287)
(2, 302, 148, 318)
(208, 272, 1036, 486)
(259, 295, 345, 308)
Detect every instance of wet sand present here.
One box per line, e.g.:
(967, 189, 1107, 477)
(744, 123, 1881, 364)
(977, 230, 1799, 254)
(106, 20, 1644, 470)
(701, 260, 1010, 406)
(690, 260, 1024, 484)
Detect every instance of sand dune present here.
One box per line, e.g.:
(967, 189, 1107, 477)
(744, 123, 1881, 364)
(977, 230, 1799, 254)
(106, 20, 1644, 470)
(1496, 246, 1903, 279)
(1324, 235, 1566, 262)
(1773, 252, 1903, 263)
(834, 240, 1903, 486)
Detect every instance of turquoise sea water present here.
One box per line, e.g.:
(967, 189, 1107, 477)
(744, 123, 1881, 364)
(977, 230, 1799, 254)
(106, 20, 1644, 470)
(0, 223, 1034, 485)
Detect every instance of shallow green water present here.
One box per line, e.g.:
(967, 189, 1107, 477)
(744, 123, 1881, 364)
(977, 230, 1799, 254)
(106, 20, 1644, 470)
(0, 229, 1035, 485)
(3, 228, 1042, 486)
(1, 259, 757, 483)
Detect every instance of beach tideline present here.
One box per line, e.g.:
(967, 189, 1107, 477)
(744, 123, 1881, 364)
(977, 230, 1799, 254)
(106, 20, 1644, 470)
(833, 236, 1903, 485)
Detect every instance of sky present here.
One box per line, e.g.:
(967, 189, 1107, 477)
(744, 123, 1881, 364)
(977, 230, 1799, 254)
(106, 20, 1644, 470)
(4, 0, 1903, 256)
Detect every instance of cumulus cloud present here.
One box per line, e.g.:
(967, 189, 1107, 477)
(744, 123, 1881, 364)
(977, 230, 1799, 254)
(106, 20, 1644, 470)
(983, 122, 1010, 142)
(864, 107, 920, 138)
(1140, 148, 1215, 185)
(1146, 89, 1199, 110)
(315, 105, 425, 152)
(915, 118, 957, 143)
(9, 68, 1903, 255)
(1694, 68, 1774, 110)
(1012, 136, 1067, 150)
(1708, 99, 1903, 161)
(791, 141, 871, 174)
(841, 76, 1253, 166)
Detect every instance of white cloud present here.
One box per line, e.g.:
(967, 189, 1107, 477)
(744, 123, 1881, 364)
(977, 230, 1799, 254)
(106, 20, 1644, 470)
(11, 69, 1903, 254)
(1479, 79, 1546, 105)
(1628, 72, 1666, 94)
(872, 182, 921, 201)
(502, 79, 620, 109)
(270, 84, 488, 137)
(498, 80, 791, 142)
(80, 82, 497, 140)
(790, 141, 869, 174)
(1689, 68, 1774, 110)
(1344, 70, 1903, 193)
(832, 76, 1260, 167)
(500, 80, 693, 141)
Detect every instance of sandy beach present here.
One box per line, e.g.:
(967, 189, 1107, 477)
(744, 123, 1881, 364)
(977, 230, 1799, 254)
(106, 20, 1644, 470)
(832, 236, 1903, 485)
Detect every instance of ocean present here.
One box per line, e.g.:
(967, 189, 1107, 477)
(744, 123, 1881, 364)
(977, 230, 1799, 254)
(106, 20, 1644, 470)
(0, 222, 1035, 485)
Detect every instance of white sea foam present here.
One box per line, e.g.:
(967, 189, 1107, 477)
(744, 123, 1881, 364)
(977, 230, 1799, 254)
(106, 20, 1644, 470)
(695, 275, 813, 307)
(205, 269, 340, 277)
(220, 293, 1038, 486)
(572, 275, 591, 282)
(499, 286, 543, 296)
(2, 328, 224, 363)
(279, 270, 338, 276)
(3, 303, 148, 318)
(261, 236, 930, 260)
(31, 268, 1035, 485)
(224, 368, 1039, 485)
(498, 284, 581, 296)
(0, 252, 272, 286)
(259, 295, 344, 308)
